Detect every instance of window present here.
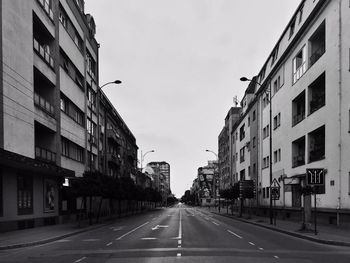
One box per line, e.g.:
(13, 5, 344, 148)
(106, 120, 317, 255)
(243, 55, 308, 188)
(292, 136, 305, 167)
(266, 187, 270, 198)
(308, 72, 325, 115)
(253, 110, 256, 121)
(248, 116, 250, 127)
(349, 172, 350, 195)
(248, 166, 251, 177)
(309, 21, 325, 67)
(298, 4, 304, 24)
(17, 175, 33, 215)
(273, 113, 281, 130)
(292, 91, 306, 126)
(263, 157, 270, 169)
(271, 44, 279, 66)
(240, 147, 245, 163)
(259, 66, 266, 83)
(239, 124, 245, 141)
(293, 46, 307, 83)
(253, 163, 256, 176)
(263, 125, 269, 139)
(308, 125, 325, 163)
(61, 137, 84, 163)
(274, 149, 281, 163)
(60, 93, 84, 126)
(252, 137, 256, 148)
(263, 187, 266, 198)
(87, 119, 97, 137)
(289, 19, 296, 39)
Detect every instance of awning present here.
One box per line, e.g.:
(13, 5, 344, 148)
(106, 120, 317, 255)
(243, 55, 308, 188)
(0, 148, 74, 178)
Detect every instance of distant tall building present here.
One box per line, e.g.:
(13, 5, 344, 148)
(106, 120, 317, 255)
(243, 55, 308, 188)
(147, 162, 170, 195)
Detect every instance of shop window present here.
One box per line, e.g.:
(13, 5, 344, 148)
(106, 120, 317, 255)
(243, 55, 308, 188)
(17, 175, 33, 215)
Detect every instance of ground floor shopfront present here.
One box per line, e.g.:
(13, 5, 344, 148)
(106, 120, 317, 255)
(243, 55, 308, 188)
(0, 148, 73, 232)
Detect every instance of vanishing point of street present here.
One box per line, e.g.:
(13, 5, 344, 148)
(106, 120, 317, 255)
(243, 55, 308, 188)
(1, 204, 349, 263)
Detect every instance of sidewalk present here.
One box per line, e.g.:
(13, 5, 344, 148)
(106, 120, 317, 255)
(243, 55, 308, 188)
(0, 220, 109, 250)
(206, 206, 350, 247)
(0, 209, 160, 250)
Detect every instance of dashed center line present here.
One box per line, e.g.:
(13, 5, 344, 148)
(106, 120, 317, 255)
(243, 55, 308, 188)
(212, 221, 220, 226)
(106, 242, 113, 246)
(249, 242, 255, 246)
(177, 253, 181, 257)
(274, 255, 279, 259)
(227, 230, 243, 239)
(259, 247, 264, 250)
(141, 237, 157, 240)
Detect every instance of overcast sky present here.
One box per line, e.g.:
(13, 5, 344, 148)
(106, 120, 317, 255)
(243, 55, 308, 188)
(85, 0, 301, 197)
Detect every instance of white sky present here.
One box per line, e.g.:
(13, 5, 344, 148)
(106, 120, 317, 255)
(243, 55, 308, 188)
(85, 0, 301, 197)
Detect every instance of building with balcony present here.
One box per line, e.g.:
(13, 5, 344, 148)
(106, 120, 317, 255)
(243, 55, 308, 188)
(218, 0, 350, 223)
(0, 0, 138, 231)
(147, 162, 171, 198)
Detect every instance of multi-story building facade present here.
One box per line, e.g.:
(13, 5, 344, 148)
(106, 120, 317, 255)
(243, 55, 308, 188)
(218, 107, 241, 190)
(147, 161, 171, 197)
(220, 0, 350, 223)
(197, 161, 217, 206)
(0, 0, 138, 231)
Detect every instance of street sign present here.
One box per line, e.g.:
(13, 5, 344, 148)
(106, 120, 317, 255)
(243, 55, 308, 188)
(238, 180, 255, 199)
(306, 168, 325, 186)
(271, 187, 280, 200)
(270, 178, 280, 188)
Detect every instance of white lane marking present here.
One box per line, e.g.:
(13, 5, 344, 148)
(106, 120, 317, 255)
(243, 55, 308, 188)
(152, 225, 169, 231)
(110, 226, 124, 231)
(177, 209, 182, 239)
(227, 230, 243, 239)
(212, 221, 220, 226)
(116, 222, 149, 240)
(259, 247, 264, 250)
(56, 239, 71, 242)
(205, 217, 210, 220)
(249, 242, 255, 246)
(177, 253, 181, 257)
(178, 245, 181, 248)
(141, 237, 157, 240)
(74, 257, 86, 263)
(274, 256, 279, 259)
(82, 239, 99, 242)
(106, 242, 113, 246)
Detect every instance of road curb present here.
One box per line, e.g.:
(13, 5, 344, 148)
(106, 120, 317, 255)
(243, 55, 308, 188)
(212, 212, 350, 247)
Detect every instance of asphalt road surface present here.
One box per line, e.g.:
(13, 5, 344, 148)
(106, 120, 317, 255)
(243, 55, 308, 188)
(0, 203, 349, 262)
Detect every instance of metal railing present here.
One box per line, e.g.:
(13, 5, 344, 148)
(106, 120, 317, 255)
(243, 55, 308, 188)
(33, 38, 54, 68)
(292, 111, 305, 126)
(36, 0, 54, 21)
(35, 146, 56, 163)
(309, 45, 325, 67)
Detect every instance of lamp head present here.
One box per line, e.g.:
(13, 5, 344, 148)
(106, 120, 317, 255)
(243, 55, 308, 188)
(114, 80, 122, 84)
(240, 77, 249, 82)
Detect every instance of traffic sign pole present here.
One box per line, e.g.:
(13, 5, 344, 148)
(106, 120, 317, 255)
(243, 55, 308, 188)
(314, 189, 317, 235)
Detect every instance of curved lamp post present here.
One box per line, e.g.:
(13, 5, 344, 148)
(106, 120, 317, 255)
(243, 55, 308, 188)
(240, 76, 273, 225)
(140, 150, 155, 172)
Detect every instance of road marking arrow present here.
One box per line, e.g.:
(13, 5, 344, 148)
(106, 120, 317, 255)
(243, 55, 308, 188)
(151, 225, 169, 230)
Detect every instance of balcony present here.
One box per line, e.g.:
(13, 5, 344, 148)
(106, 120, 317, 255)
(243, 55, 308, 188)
(34, 92, 54, 117)
(309, 97, 325, 114)
(106, 129, 121, 145)
(292, 111, 305, 126)
(309, 45, 325, 67)
(36, 0, 54, 22)
(88, 134, 97, 146)
(292, 155, 305, 168)
(33, 38, 54, 69)
(107, 152, 121, 166)
(35, 146, 56, 163)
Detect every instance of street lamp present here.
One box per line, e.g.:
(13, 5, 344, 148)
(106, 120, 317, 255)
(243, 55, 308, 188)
(240, 76, 273, 225)
(89, 80, 122, 172)
(140, 150, 155, 172)
(205, 149, 220, 212)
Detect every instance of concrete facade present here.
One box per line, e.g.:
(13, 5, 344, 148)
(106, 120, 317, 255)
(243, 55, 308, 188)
(218, 0, 350, 222)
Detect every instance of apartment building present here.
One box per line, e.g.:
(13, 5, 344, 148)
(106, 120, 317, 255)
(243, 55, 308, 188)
(218, 107, 241, 190)
(197, 161, 217, 206)
(147, 161, 171, 197)
(223, 0, 350, 221)
(0, 0, 138, 231)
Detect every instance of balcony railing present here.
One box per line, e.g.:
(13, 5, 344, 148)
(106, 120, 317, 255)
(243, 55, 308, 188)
(292, 155, 305, 168)
(309, 45, 325, 67)
(36, 0, 54, 21)
(293, 62, 306, 84)
(35, 146, 56, 163)
(33, 38, 54, 69)
(309, 149, 325, 163)
(34, 92, 55, 117)
(292, 111, 305, 126)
